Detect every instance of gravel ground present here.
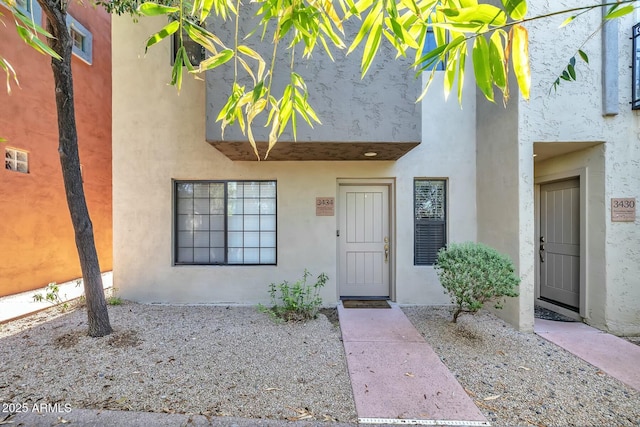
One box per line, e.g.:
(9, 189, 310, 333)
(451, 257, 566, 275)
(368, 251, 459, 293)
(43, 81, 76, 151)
(1, 302, 639, 427)
(403, 306, 640, 427)
(0, 303, 356, 423)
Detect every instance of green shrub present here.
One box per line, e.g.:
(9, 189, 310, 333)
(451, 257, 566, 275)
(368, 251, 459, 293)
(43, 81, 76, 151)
(259, 269, 328, 322)
(435, 242, 520, 323)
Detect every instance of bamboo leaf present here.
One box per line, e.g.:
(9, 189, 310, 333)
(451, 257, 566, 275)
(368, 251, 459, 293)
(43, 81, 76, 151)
(171, 48, 184, 91)
(442, 4, 507, 27)
(457, 41, 467, 105)
(201, 0, 215, 22)
(184, 21, 223, 54)
(489, 31, 507, 94)
(361, 10, 383, 76)
(443, 47, 458, 101)
(1, 56, 19, 94)
(473, 36, 494, 102)
(237, 57, 256, 84)
(559, 15, 575, 28)
(578, 49, 589, 64)
(198, 48, 234, 71)
(500, 0, 527, 21)
(238, 45, 266, 80)
(145, 20, 180, 51)
(138, 2, 180, 16)
(321, 0, 343, 33)
(511, 24, 530, 100)
(14, 26, 61, 59)
(12, 8, 54, 38)
(605, 4, 634, 20)
(567, 63, 576, 80)
(347, 1, 382, 54)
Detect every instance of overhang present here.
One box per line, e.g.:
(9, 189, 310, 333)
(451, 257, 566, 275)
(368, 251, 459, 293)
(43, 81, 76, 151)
(209, 141, 420, 161)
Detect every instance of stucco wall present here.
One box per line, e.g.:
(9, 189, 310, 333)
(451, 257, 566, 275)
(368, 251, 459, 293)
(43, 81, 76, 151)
(204, 8, 420, 144)
(0, 3, 112, 297)
(522, 1, 640, 335)
(112, 15, 477, 306)
(475, 84, 535, 332)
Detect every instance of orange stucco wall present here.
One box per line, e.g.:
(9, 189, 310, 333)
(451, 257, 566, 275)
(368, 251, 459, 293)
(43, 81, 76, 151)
(0, 4, 112, 297)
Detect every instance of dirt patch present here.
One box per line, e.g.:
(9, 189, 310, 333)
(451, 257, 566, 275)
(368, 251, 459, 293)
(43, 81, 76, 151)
(318, 308, 339, 327)
(107, 329, 142, 348)
(54, 331, 82, 349)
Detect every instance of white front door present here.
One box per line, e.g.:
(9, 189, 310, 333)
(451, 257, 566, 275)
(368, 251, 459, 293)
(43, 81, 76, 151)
(539, 178, 580, 309)
(338, 185, 390, 297)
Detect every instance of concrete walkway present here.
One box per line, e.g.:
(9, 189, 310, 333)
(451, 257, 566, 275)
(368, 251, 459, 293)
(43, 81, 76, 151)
(535, 318, 640, 392)
(338, 302, 489, 426)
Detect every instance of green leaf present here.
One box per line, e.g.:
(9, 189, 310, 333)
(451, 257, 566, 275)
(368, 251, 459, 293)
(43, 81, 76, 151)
(567, 64, 576, 80)
(457, 41, 467, 105)
(171, 48, 184, 91)
(145, 20, 180, 51)
(559, 15, 575, 28)
(201, 0, 215, 21)
(238, 45, 266, 80)
(184, 21, 226, 54)
(444, 48, 457, 101)
(473, 36, 494, 102)
(500, 0, 527, 21)
(138, 2, 180, 16)
(489, 31, 507, 94)
(511, 24, 530, 100)
(605, 4, 634, 20)
(360, 10, 383, 76)
(14, 26, 61, 60)
(442, 4, 507, 27)
(347, 1, 382, 54)
(12, 8, 54, 38)
(198, 48, 234, 71)
(578, 49, 589, 64)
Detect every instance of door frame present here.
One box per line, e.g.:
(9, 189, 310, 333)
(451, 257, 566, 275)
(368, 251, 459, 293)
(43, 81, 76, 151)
(534, 168, 587, 318)
(336, 178, 396, 301)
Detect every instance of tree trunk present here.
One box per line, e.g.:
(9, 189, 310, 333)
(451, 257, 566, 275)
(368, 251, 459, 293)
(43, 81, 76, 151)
(38, 0, 112, 337)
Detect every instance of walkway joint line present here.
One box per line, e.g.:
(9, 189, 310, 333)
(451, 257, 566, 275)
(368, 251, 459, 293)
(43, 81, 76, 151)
(358, 417, 491, 426)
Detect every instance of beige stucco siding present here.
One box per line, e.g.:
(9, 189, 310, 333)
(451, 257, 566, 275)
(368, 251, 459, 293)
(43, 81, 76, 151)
(112, 15, 478, 306)
(523, 1, 640, 335)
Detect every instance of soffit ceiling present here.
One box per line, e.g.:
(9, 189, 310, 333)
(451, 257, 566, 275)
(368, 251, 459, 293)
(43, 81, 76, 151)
(533, 141, 603, 162)
(209, 141, 421, 161)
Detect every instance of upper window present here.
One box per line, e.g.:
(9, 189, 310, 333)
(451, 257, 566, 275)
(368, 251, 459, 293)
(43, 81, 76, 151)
(2, 0, 42, 25)
(175, 180, 277, 265)
(422, 28, 444, 71)
(66, 15, 93, 65)
(414, 179, 446, 265)
(5, 147, 29, 173)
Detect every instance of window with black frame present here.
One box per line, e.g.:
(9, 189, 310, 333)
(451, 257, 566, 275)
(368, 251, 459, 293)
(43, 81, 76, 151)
(174, 180, 276, 265)
(414, 179, 446, 265)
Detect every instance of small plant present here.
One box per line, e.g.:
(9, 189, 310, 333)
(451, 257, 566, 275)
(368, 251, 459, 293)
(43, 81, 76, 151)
(107, 296, 123, 306)
(435, 242, 520, 323)
(259, 269, 328, 322)
(33, 282, 70, 311)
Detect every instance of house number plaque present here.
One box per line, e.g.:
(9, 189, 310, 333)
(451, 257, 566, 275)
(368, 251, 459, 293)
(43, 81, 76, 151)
(316, 197, 335, 216)
(611, 198, 636, 222)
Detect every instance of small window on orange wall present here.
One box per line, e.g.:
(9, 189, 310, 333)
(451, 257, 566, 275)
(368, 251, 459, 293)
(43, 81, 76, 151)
(5, 147, 29, 174)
